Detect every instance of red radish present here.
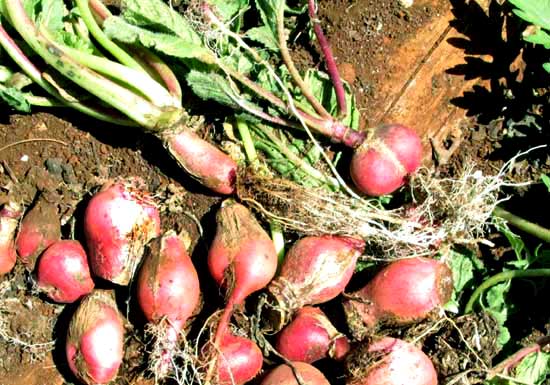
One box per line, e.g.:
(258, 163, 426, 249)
(16, 194, 60, 270)
(343, 257, 453, 340)
(37, 240, 94, 303)
(161, 128, 237, 195)
(267, 235, 364, 331)
(66, 290, 125, 385)
(0, 201, 22, 276)
(212, 332, 264, 385)
(84, 179, 161, 285)
(207, 200, 278, 352)
(350, 124, 422, 196)
(136, 230, 201, 377)
(275, 306, 350, 363)
(261, 362, 330, 385)
(346, 337, 437, 385)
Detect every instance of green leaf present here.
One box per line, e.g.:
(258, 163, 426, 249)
(524, 27, 550, 48)
(543, 62, 550, 72)
(444, 249, 485, 312)
(509, 0, 550, 28)
(254, 0, 284, 49)
(208, 0, 249, 24)
(514, 351, 550, 384)
(186, 69, 239, 108)
(36, 0, 65, 33)
(542, 174, 550, 191)
(0, 86, 31, 112)
(483, 281, 512, 346)
(246, 26, 279, 51)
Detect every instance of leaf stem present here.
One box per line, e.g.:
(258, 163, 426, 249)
(235, 118, 258, 165)
(493, 206, 550, 243)
(465, 268, 550, 314)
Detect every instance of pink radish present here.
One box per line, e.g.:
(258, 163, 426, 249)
(66, 290, 125, 385)
(136, 230, 201, 378)
(0, 201, 22, 276)
(346, 337, 437, 385)
(350, 124, 422, 196)
(275, 306, 350, 363)
(343, 257, 453, 340)
(161, 128, 237, 195)
(16, 194, 61, 270)
(212, 332, 264, 385)
(36, 240, 94, 303)
(84, 179, 161, 285)
(267, 235, 364, 331)
(207, 200, 277, 352)
(261, 361, 330, 385)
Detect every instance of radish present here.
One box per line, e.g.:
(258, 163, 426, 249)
(350, 124, 422, 196)
(275, 306, 350, 363)
(161, 128, 237, 195)
(0, 201, 22, 276)
(261, 362, 330, 385)
(16, 194, 61, 270)
(212, 332, 264, 385)
(84, 179, 161, 285)
(207, 200, 278, 354)
(136, 230, 201, 378)
(66, 290, 125, 385)
(346, 337, 437, 385)
(267, 235, 364, 331)
(343, 257, 453, 340)
(36, 240, 94, 303)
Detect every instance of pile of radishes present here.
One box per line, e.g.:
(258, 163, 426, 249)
(0, 174, 453, 385)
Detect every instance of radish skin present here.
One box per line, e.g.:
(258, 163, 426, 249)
(16, 194, 60, 270)
(343, 257, 453, 340)
(0, 201, 22, 276)
(276, 306, 350, 363)
(137, 230, 201, 377)
(346, 337, 438, 385)
(350, 124, 422, 196)
(37, 240, 94, 303)
(66, 290, 125, 385)
(267, 235, 364, 331)
(215, 332, 264, 385)
(261, 362, 330, 385)
(84, 179, 161, 285)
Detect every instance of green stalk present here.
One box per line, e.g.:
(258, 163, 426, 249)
(465, 268, 550, 314)
(271, 222, 285, 268)
(493, 206, 550, 243)
(235, 118, 258, 165)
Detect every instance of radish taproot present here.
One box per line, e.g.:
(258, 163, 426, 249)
(37, 240, 94, 303)
(84, 179, 161, 285)
(346, 337, 437, 385)
(213, 332, 264, 385)
(16, 194, 60, 270)
(275, 306, 350, 363)
(344, 257, 453, 340)
(350, 124, 422, 196)
(137, 230, 201, 378)
(261, 361, 330, 385)
(266, 235, 364, 331)
(66, 290, 125, 385)
(0, 201, 22, 276)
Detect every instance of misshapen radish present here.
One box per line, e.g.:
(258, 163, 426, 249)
(275, 306, 350, 363)
(343, 257, 453, 340)
(214, 332, 264, 385)
(37, 240, 94, 303)
(261, 362, 330, 385)
(66, 290, 125, 385)
(267, 236, 364, 331)
(16, 194, 60, 270)
(137, 230, 201, 378)
(84, 179, 161, 285)
(350, 124, 422, 196)
(346, 337, 437, 385)
(0, 201, 22, 276)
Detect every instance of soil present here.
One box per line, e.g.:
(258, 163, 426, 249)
(1, 0, 549, 384)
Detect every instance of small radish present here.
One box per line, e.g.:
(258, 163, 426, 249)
(84, 179, 161, 285)
(346, 337, 437, 385)
(161, 128, 237, 195)
(0, 201, 22, 276)
(343, 257, 453, 340)
(36, 240, 94, 303)
(261, 361, 330, 385)
(213, 332, 264, 385)
(350, 124, 422, 196)
(66, 290, 125, 385)
(267, 235, 364, 331)
(275, 306, 350, 363)
(136, 230, 201, 378)
(16, 194, 61, 270)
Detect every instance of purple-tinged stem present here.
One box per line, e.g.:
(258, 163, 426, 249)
(308, 0, 347, 117)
